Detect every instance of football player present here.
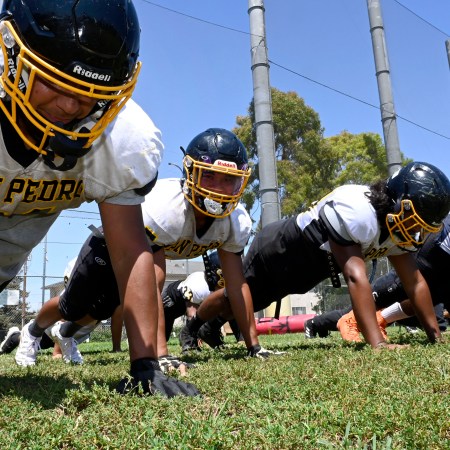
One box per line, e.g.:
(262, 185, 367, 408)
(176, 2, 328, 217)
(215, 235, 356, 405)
(307, 213, 450, 340)
(18, 128, 279, 383)
(162, 251, 243, 351)
(7, 0, 198, 397)
(182, 162, 450, 349)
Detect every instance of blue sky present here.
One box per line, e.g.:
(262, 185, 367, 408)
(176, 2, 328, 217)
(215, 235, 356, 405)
(22, 0, 450, 310)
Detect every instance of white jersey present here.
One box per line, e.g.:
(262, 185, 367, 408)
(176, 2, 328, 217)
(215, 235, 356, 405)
(177, 271, 211, 305)
(141, 178, 252, 259)
(297, 184, 409, 259)
(0, 99, 163, 284)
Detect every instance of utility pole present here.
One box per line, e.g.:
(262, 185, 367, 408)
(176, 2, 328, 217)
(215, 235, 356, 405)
(248, 0, 280, 227)
(42, 234, 47, 306)
(446, 40, 450, 70)
(21, 257, 28, 328)
(248, 0, 285, 319)
(367, 0, 402, 176)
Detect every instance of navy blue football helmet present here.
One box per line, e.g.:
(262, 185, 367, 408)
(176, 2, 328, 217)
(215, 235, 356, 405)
(182, 128, 251, 218)
(386, 161, 450, 247)
(0, 0, 140, 156)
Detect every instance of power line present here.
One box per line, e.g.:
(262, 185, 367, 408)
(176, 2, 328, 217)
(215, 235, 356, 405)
(140, 0, 255, 37)
(392, 0, 449, 37)
(139, 0, 450, 142)
(58, 215, 101, 220)
(268, 60, 450, 141)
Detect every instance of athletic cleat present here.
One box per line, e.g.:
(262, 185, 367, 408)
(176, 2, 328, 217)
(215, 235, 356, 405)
(179, 324, 200, 353)
(15, 321, 42, 366)
(376, 310, 388, 340)
(304, 319, 317, 339)
(337, 311, 362, 342)
(50, 322, 83, 364)
(198, 321, 225, 349)
(0, 326, 20, 354)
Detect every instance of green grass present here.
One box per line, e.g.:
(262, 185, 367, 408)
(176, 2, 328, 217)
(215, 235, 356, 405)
(0, 329, 449, 449)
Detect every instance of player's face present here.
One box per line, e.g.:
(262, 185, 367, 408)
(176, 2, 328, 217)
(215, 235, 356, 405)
(199, 170, 243, 196)
(29, 75, 98, 125)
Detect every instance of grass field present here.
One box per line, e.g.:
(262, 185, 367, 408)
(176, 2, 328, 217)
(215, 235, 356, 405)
(0, 328, 449, 449)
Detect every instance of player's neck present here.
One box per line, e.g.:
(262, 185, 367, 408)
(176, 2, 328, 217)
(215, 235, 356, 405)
(194, 209, 215, 237)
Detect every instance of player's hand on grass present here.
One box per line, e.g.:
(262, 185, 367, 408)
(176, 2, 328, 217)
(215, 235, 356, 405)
(116, 358, 201, 398)
(246, 344, 286, 359)
(158, 354, 196, 375)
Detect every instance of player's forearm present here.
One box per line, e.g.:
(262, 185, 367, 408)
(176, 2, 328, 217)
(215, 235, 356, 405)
(118, 255, 159, 361)
(349, 283, 385, 348)
(156, 291, 170, 356)
(227, 285, 259, 348)
(408, 289, 441, 342)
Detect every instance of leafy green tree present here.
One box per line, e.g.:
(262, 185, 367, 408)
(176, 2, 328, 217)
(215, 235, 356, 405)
(234, 88, 409, 218)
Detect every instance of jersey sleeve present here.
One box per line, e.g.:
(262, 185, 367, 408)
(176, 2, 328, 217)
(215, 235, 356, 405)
(328, 186, 379, 245)
(88, 100, 164, 206)
(220, 204, 252, 254)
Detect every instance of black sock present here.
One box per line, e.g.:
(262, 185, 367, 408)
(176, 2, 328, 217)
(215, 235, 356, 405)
(28, 321, 47, 338)
(59, 322, 83, 338)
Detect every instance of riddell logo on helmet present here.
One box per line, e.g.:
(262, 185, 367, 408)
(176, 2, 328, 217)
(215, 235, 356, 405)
(214, 160, 237, 169)
(72, 65, 111, 82)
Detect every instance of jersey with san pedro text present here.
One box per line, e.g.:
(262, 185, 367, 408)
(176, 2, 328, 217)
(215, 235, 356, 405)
(0, 99, 163, 285)
(141, 178, 252, 259)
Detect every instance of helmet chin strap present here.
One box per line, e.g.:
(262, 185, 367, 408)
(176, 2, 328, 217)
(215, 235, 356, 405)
(43, 124, 91, 171)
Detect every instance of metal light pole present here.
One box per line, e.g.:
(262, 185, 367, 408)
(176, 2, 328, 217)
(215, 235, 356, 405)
(41, 234, 47, 306)
(21, 257, 28, 327)
(446, 40, 450, 70)
(248, 0, 280, 227)
(249, 0, 285, 318)
(367, 0, 402, 175)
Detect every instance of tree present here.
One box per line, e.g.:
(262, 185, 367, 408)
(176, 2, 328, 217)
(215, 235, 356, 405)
(234, 88, 409, 218)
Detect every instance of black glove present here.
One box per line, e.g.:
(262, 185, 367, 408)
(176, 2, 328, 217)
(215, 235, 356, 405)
(246, 344, 286, 359)
(115, 358, 201, 398)
(158, 354, 196, 373)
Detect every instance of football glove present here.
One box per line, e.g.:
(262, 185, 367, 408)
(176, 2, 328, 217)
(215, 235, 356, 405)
(158, 354, 196, 373)
(246, 344, 286, 359)
(115, 358, 201, 398)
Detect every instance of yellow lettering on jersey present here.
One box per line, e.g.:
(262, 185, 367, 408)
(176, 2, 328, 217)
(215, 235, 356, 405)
(186, 243, 221, 258)
(364, 247, 389, 259)
(4, 179, 25, 202)
(0, 206, 56, 216)
(163, 240, 222, 258)
(37, 180, 59, 201)
(3, 177, 84, 204)
(166, 240, 191, 255)
(145, 226, 158, 241)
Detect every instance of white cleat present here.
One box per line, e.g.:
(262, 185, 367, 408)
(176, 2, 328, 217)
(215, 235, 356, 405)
(15, 321, 41, 367)
(50, 322, 83, 364)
